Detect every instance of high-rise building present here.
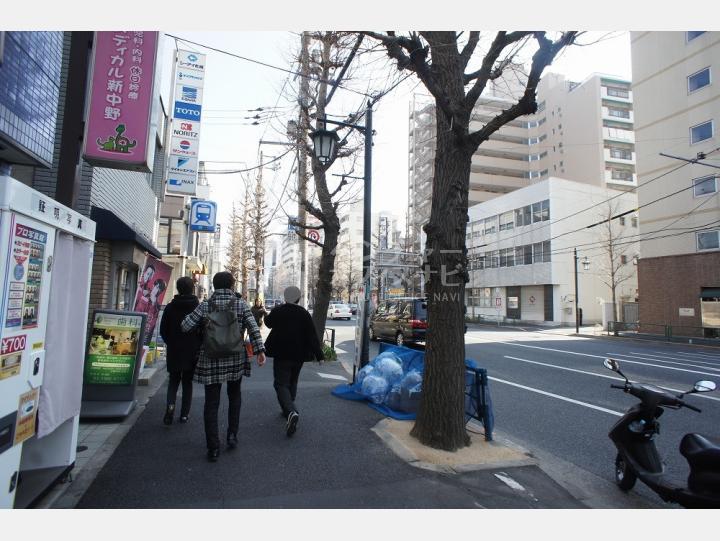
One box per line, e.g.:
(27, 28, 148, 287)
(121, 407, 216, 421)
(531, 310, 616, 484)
(408, 72, 637, 258)
(631, 31, 720, 335)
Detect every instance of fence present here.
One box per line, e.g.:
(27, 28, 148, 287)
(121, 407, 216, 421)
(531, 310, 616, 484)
(323, 327, 336, 349)
(608, 321, 720, 342)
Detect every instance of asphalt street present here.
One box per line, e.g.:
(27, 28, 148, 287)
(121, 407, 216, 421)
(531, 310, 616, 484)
(357, 319, 720, 508)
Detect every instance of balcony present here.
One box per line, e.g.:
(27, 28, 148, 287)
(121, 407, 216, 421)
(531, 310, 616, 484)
(602, 106, 634, 124)
(601, 86, 633, 103)
(604, 148, 636, 165)
(603, 127, 635, 144)
(605, 169, 637, 186)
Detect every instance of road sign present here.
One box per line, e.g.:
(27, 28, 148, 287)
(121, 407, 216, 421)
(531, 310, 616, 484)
(495, 297, 502, 307)
(307, 230, 321, 243)
(189, 200, 217, 232)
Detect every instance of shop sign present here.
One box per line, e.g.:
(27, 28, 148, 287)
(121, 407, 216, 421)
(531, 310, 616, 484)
(84, 311, 145, 385)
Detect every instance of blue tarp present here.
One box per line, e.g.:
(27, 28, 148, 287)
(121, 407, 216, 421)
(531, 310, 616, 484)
(331, 344, 494, 438)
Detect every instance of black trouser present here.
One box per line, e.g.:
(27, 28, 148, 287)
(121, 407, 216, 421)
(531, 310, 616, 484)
(273, 358, 303, 418)
(167, 369, 194, 417)
(203, 379, 242, 450)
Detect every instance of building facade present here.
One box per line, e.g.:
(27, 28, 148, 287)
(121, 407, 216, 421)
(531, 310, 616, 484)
(466, 178, 639, 326)
(631, 31, 720, 335)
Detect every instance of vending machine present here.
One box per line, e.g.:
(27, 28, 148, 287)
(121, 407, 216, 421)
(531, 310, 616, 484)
(0, 175, 95, 508)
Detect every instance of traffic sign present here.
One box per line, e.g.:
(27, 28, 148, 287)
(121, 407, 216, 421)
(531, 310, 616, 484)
(495, 297, 502, 307)
(189, 199, 217, 232)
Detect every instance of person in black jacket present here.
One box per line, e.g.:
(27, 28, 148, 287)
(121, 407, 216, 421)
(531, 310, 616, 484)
(160, 276, 201, 425)
(264, 286, 324, 437)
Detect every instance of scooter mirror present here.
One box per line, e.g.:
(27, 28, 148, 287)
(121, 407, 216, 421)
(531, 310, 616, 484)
(693, 380, 716, 393)
(604, 358, 620, 372)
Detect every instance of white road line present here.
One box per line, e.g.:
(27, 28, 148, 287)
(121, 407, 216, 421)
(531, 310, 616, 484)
(472, 338, 720, 378)
(494, 473, 526, 492)
(488, 376, 624, 416)
(631, 351, 720, 366)
(317, 372, 347, 381)
(603, 353, 720, 378)
(666, 351, 720, 361)
(504, 356, 720, 404)
(620, 352, 720, 371)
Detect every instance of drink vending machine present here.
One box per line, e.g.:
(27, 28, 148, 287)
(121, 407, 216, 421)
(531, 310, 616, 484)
(0, 176, 95, 508)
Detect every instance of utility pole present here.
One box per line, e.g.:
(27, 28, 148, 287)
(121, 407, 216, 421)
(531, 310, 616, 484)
(574, 247, 579, 334)
(297, 31, 311, 306)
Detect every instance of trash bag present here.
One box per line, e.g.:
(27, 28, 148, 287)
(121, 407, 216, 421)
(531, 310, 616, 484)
(361, 374, 390, 404)
(400, 370, 422, 393)
(355, 364, 375, 387)
(384, 382, 403, 411)
(397, 370, 422, 413)
(374, 355, 403, 385)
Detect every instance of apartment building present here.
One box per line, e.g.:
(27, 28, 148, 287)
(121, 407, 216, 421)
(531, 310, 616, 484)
(466, 178, 639, 325)
(408, 72, 637, 259)
(631, 31, 720, 335)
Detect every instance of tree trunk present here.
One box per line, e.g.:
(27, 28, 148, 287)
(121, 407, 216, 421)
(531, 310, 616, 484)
(312, 224, 338, 342)
(410, 111, 472, 451)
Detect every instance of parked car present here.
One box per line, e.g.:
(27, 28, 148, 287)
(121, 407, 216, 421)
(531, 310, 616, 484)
(369, 297, 428, 346)
(348, 303, 358, 315)
(327, 303, 352, 320)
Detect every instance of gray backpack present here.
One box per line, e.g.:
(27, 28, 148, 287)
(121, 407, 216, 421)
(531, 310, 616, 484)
(203, 298, 244, 357)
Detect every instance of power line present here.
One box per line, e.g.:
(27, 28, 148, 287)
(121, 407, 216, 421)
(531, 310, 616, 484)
(201, 149, 293, 174)
(167, 33, 373, 99)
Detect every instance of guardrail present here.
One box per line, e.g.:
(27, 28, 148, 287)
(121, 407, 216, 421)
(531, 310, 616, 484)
(323, 327, 336, 349)
(608, 321, 720, 341)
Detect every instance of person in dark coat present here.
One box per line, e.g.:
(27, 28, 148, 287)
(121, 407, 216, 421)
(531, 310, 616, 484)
(251, 298, 268, 327)
(264, 286, 324, 437)
(160, 276, 201, 425)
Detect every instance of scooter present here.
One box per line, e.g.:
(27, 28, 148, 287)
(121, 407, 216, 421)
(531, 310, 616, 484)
(603, 358, 720, 508)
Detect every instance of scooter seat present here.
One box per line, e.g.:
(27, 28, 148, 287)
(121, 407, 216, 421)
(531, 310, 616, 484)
(680, 433, 720, 469)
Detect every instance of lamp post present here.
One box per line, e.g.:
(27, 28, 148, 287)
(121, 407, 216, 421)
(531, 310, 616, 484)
(574, 248, 590, 334)
(310, 101, 374, 369)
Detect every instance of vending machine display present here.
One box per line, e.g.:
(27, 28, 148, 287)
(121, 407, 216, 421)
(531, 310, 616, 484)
(0, 176, 95, 508)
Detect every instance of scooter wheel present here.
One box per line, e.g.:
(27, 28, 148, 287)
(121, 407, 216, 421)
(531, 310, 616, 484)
(615, 453, 637, 491)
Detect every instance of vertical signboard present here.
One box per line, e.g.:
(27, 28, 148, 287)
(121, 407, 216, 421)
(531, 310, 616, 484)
(132, 255, 173, 344)
(4, 223, 47, 330)
(166, 50, 206, 195)
(83, 31, 159, 172)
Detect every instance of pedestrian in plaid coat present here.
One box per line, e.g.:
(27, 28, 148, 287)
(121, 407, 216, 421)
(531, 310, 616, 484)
(182, 271, 266, 462)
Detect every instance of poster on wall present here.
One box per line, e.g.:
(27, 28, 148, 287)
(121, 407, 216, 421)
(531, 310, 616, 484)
(4, 223, 47, 330)
(0, 335, 25, 381)
(133, 255, 172, 344)
(84, 311, 146, 385)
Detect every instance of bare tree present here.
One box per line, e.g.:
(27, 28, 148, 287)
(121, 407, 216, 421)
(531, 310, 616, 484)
(239, 180, 251, 298)
(225, 202, 243, 285)
(365, 31, 579, 451)
(597, 201, 637, 322)
(250, 165, 269, 303)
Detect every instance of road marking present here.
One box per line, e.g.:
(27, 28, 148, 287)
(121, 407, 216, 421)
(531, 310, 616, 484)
(317, 372, 347, 381)
(472, 338, 720, 378)
(488, 376, 623, 416)
(621, 352, 720, 371)
(504, 355, 720, 404)
(494, 473, 526, 492)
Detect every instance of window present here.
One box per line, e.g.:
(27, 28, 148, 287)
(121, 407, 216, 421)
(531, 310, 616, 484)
(500, 248, 515, 267)
(523, 205, 531, 225)
(697, 230, 719, 251)
(631, 217, 638, 228)
(694, 175, 717, 197)
(499, 212, 514, 231)
(542, 240, 551, 262)
(484, 217, 497, 235)
(488, 250, 499, 268)
(472, 230, 481, 238)
(687, 31, 706, 42)
(541, 199, 550, 221)
(524, 244, 533, 265)
(688, 67, 711, 93)
(539, 134, 547, 142)
(610, 147, 633, 160)
(515, 208, 524, 227)
(533, 242, 543, 263)
(621, 255, 628, 265)
(477, 288, 493, 308)
(690, 120, 713, 144)
(608, 107, 630, 119)
(515, 247, 524, 265)
(539, 117, 547, 125)
(619, 217, 626, 226)
(607, 87, 629, 98)
(532, 202, 543, 223)
(611, 168, 634, 181)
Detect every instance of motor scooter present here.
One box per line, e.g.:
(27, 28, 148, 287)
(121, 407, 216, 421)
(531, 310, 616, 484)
(603, 358, 720, 508)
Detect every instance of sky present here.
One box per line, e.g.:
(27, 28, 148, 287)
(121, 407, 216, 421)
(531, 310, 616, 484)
(162, 31, 634, 249)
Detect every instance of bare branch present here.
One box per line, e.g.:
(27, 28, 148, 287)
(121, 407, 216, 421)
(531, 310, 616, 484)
(295, 229, 324, 248)
(459, 31, 480, 70)
(288, 217, 324, 231)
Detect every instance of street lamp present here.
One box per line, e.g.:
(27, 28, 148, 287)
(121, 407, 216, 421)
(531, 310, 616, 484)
(310, 127, 340, 166)
(574, 248, 590, 334)
(310, 102, 374, 371)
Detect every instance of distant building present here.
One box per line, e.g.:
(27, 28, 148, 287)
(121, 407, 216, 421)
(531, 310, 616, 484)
(631, 31, 720, 335)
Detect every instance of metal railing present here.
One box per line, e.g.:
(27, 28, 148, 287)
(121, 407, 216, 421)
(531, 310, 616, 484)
(608, 321, 720, 342)
(323, 327, 336, 349)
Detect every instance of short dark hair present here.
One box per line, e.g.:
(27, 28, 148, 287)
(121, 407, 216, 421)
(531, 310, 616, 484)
(153, 278, 167, 292)
(213, 271, 235, 290)
(176, 276, 194, 295)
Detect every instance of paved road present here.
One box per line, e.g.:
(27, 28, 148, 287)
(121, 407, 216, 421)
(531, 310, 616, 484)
(327, 319, 720, 507)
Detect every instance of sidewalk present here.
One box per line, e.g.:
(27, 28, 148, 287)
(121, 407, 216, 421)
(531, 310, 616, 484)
(33, 336, 589, 509)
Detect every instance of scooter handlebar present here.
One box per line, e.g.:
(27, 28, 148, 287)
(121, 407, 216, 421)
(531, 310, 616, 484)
(610, 384, 626, 390)
(682, 402, 702, 413)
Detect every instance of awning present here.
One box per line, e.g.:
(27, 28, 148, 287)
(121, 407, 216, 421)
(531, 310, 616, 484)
(90, 206, 162, 259)
(700, 288, 720, 299)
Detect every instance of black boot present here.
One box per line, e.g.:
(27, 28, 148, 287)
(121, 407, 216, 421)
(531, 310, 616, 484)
(227, 431, 238, 450)
(163, 404, 175, 425)
(207, 448, 220, 462)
